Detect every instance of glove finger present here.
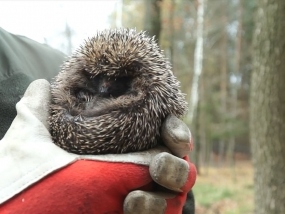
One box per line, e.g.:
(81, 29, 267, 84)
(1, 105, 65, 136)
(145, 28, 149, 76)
(20, 79, 51, 129)
(124, 189, 192, 214)
(124, 190, 170, 214)
(149, 152, 196, 192)
(161, 115, 193, 158)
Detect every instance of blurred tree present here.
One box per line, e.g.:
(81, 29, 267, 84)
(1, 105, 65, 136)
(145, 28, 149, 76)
(188, 0, 204, 174)
(227, 0, 243, 173)
(250, 0, 285, 213)
(144, 0, 162, 43)
(63, 23, 74, 55)
(218, 1, 228, 166)
(168, 0, 175, 66)
(188, 0, 204, 123)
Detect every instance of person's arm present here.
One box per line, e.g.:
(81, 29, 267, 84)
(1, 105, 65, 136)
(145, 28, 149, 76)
(0, 79, 196, 214)
(0, 27, 66, 140)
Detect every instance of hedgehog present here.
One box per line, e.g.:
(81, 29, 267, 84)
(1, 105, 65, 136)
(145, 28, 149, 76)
(49, 28, 187, 155)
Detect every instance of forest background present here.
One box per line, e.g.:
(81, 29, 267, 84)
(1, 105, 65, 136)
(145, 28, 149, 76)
(112, 1, 256, 213)
(2, 0, 284, 213)
(109, 1, 285, 214)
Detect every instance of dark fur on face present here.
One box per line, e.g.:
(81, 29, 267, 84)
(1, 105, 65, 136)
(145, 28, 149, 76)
(49, 29, 187, 154)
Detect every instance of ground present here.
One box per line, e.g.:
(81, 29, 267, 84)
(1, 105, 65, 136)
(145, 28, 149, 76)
(193, 161, 253, 214)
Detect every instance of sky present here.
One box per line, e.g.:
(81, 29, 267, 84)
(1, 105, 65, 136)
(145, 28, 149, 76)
(0, 1, 118, 54)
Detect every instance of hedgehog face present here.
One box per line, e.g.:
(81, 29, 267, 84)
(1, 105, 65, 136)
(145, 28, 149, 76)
(74, 73, 134, 100)
(76, 74, 133, 99)
(49, 28, 187, 154)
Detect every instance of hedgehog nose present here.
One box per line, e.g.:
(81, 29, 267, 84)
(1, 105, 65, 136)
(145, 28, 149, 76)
(99, 86, 110, 97)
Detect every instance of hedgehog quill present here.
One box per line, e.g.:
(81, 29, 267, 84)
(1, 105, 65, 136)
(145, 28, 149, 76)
(49, 28, 187, 155)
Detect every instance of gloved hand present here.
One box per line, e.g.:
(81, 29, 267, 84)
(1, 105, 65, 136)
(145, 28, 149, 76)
(0, 79, 196, 214)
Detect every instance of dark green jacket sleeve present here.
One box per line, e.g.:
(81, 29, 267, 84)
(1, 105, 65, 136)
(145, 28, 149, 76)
(0, 27, 66, 139)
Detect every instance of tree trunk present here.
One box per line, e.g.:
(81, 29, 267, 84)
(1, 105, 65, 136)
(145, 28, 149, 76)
(188, 0, 204, 123)
(188, 0, 204, 173)
(218, 6, 228, 167)
(194, 96, 201, 175)
(169, 0, 175, 69)
(250, 0, 285, 213)
(227, 0, 243, 173)
(144, 0, 162, 43)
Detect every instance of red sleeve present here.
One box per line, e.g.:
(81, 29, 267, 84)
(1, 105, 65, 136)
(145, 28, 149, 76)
(1, 157, 196, 214)
(1, 160, 153, 214)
